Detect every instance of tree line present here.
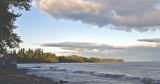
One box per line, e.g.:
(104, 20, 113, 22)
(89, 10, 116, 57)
(16, 48, 124, 63)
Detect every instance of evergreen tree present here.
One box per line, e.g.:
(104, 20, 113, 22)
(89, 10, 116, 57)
(16, 48, 124, 63)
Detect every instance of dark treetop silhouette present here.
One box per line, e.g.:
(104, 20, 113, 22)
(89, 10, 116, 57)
(0, 0, 31, 53)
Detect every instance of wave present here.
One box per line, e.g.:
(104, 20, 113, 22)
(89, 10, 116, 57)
(74, 71, 95, 75)
(19, 65, 160, 84)
(49, 67, 68, 72)
(73, 70, 160, 84)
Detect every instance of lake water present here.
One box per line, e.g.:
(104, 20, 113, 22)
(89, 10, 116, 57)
(17, 62, 160, 84)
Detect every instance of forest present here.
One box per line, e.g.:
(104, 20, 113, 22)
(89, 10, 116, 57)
(15, 48, 124, 63)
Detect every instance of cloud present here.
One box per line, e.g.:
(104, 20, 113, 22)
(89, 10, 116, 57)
(138, 38, 160, 43)
(41, 42, 122, 51)
(35, 0, 160, 32)
(39, 0, 101, 15)
(41, 42, 160, 61)
(32, 0, 37, 7)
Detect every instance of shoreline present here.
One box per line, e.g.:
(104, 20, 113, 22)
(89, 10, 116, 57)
(0, 68, 62, 84)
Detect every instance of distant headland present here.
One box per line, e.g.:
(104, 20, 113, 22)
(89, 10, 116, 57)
(14, 48, 124, 63)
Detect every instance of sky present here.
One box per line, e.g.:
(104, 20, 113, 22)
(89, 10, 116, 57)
(15, 0, 160, 61)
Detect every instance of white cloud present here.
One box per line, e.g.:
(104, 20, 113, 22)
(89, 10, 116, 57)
(32, 0, 38, 7)
(35, 0, 160, 32)
(41, 42, 121, 51)
(39, 0, 101, 15)
(41, 42, 160, 61)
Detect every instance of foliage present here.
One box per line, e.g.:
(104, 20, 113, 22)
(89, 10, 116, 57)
(17, 48, 58, 63)
(16, 48, 124, 63)
(0, 0, 31, 53)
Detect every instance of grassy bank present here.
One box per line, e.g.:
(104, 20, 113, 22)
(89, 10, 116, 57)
(0, 68, 61, 84)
